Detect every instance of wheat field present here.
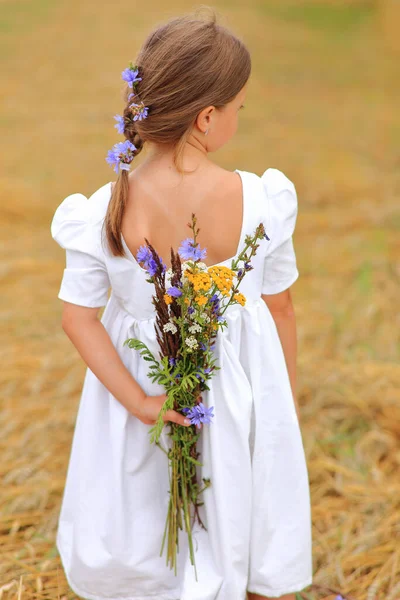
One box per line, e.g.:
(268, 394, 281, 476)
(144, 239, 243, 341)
(1, 1, 399, 599)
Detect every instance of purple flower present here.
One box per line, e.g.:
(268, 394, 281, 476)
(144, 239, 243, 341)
(169, 357, 176, 367)
(121, 64, 142, 88)
(106, 140, 136, 174)
(244, 261, 253, 271)
(264, 232, 270, 241)
(199, 342, 207, 351)
(209, 293, 220, 314)
(180, 403, 214, 427)
(237, 268, 244, 278)
(136, 245, 156, 275)
(181, 407, 190, 415)
(195, 366, 212, 382)
(217, 315, 225, 322)
(194, 402, 215, 426)
(129, 102, 149, 121)
(188, 306, 195, 315)
(334, 596, 345, 600)
(178, 238, 207, 261)
(136, 245, 153, 264)
(166, 286, 182, 297)
(114, 114, 125, 134)
(147, 258, 158, 276)
(136, 244, 166, 276)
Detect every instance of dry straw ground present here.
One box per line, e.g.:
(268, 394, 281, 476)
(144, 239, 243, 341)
(1, 0, 399, 599)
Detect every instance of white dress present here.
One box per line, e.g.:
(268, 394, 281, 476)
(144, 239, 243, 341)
(51, 167, 313, 600)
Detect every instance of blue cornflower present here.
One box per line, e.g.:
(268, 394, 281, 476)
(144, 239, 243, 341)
(136, 245, 153, 265)
(209, 293, 220, 314)
(106, 140, 136, 174)
(181, 403, 214, 427)
(166, 286, 183, 297)
(121, 65, 142, 88)
(147, 258, 158, 276)
(113, 114, 125, 134)
(178, 238, 207, 261)
(129, 102, 149, 121)
(195, 402, 215, 426)
(136, 245, 166, 276)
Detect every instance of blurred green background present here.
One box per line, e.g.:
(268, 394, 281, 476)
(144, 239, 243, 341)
(1, 1, 400, 598)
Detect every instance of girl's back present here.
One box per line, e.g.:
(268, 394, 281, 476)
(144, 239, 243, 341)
(121, 163, 244, 270)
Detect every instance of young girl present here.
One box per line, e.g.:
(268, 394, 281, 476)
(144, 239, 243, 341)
(51, 10, 312, 600)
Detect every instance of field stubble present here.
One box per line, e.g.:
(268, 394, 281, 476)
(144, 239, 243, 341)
(1, 0, 399, 598)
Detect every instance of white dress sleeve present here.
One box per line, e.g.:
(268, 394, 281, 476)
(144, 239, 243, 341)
(50, 193, 111, 307)
(260, 168, 299, 295)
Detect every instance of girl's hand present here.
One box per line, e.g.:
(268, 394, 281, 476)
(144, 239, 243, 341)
(135, 393, 202, 428)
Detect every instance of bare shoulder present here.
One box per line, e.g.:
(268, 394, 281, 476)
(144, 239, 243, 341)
(207, 164, 242, 193)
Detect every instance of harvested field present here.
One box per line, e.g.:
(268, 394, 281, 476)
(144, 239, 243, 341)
(1, 0, 399, 598)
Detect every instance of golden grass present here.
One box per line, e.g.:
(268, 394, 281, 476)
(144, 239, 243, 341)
(1, 0, 399, 598)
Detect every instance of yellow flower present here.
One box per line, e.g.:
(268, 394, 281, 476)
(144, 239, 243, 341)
(184, 297, 190, 305)
(195, 295, 208, 306)
(164, 294, 173, 305)
(233, 292, 246, 306)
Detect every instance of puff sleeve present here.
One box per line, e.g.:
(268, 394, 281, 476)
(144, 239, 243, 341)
(50, 193, 111, 307)
(261, 168, 299, 295)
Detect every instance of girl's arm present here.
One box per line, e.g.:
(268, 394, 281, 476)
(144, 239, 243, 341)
(61, 302, 191, 428)
(261, 288, 300, 422)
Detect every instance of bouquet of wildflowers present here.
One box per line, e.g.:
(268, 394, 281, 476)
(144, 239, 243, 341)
(124, 214, 268, 579)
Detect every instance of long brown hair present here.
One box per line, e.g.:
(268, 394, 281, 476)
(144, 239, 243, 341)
(104, 8, 251, 257)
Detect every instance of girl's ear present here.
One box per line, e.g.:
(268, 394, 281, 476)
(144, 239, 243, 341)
(195, 105, 215, 134)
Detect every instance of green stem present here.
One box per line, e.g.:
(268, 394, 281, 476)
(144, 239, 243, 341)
(179, 449, 198, 582)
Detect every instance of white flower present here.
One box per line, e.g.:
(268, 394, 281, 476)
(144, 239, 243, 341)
(164, 268, 174, 286)
(181, 262, 191, 272)
(188, 323, 202, 334)
(200, 312, 210, 323)
(185, 335, 198, 349)
(196, 262, 207, 271)
(163, 321, 178, 334)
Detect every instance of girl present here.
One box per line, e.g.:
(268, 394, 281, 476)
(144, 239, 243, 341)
(51, 9, 312, 600)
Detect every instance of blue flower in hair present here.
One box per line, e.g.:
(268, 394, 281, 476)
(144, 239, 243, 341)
(106, 140, 136, 174)
(129, 102, 149, 121)
(121, 63, 142, 88)
(113, 114, 125, 134)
